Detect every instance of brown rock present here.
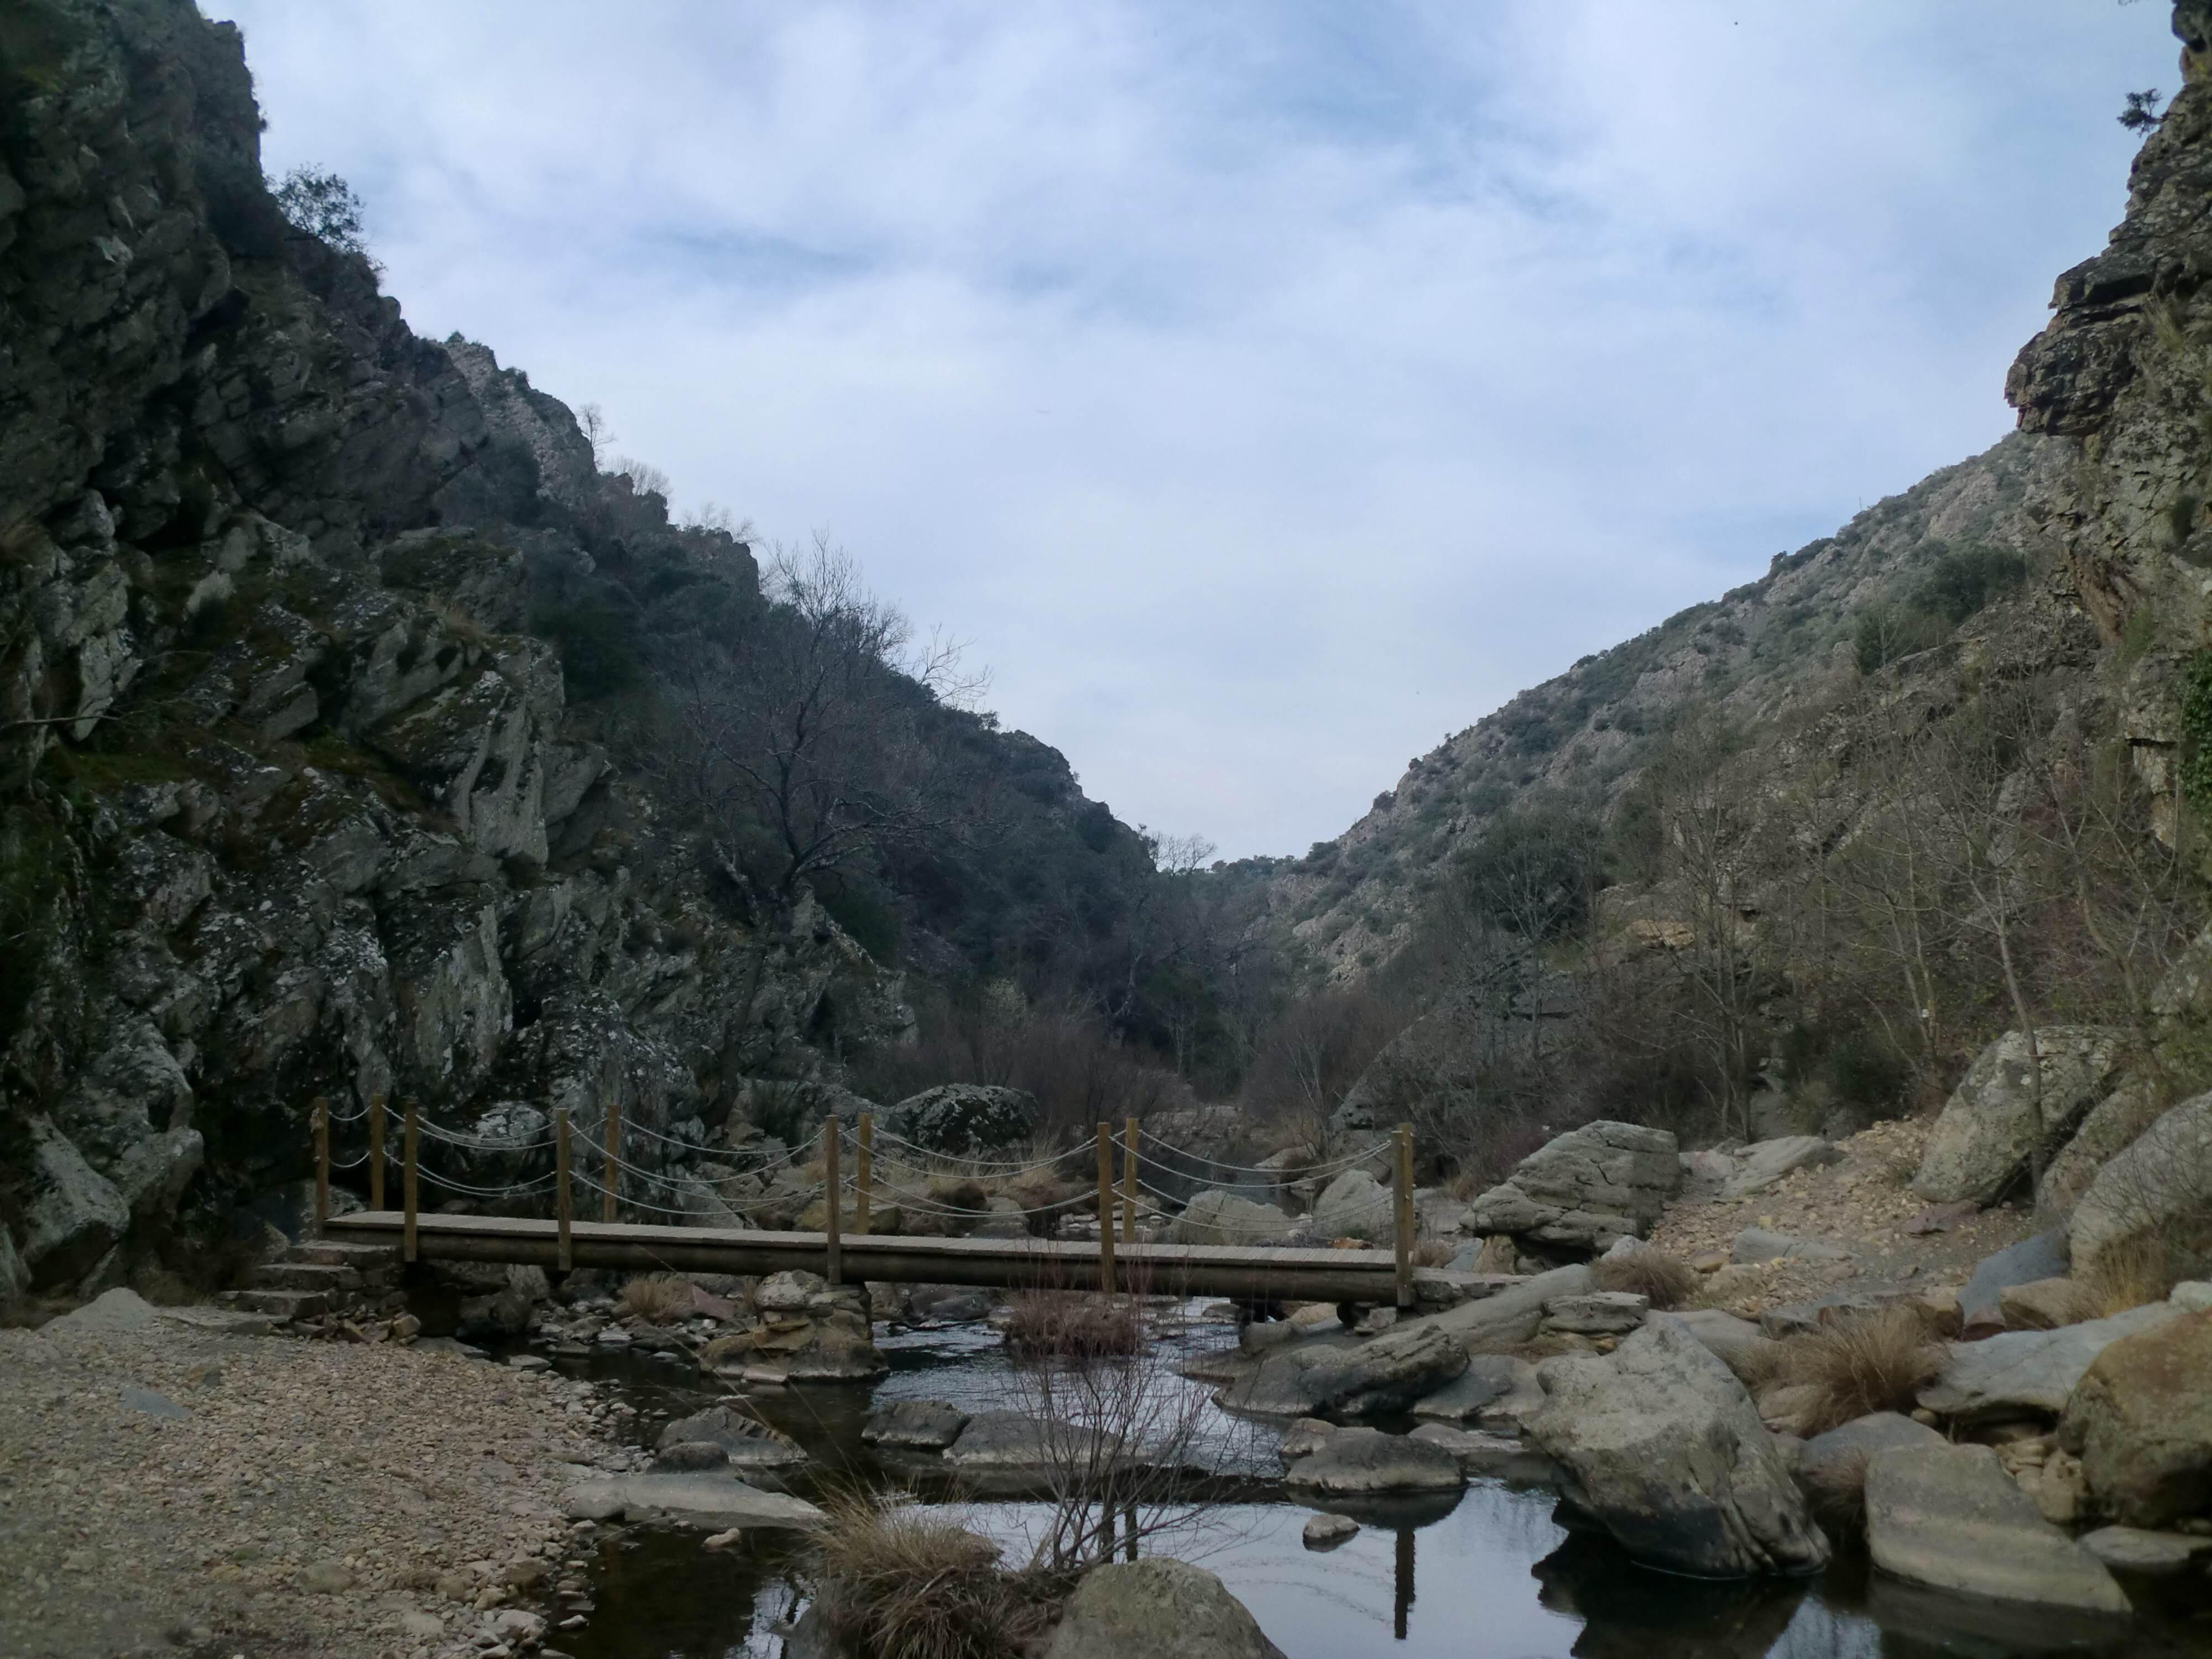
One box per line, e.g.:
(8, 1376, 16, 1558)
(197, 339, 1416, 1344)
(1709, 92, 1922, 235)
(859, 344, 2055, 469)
(1998, 1278, 2098, 1332)
(2059, 1308, 2212, 1528)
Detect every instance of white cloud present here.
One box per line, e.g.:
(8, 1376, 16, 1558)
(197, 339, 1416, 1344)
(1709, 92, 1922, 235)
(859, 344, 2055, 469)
(210, 0, 2176, 854)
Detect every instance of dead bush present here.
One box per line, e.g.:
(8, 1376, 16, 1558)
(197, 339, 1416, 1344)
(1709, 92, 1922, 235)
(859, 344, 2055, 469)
(1003, 1292, 1143, 1358)
(1766, 1306, 1944, 1437)
(1590, 1244, 1699, 1310)
(2080, 1234, 2173, 1315)
(813, 1493, 1045, 1659)
(620, 1274, 695, 1324)
(1410, 1239, 1457, 1268)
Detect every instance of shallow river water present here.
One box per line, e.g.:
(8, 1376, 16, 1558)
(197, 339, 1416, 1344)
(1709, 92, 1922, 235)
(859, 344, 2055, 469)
(540, 1310, 2211, 1659)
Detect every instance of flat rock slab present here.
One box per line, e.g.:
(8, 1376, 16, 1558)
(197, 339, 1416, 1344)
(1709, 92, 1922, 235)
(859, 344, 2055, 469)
(1731, 1228, 1850, 1266)
(1280, 1426, 1464, 1496)
(1407, 1423, 1556, 1484)
(1542, 1291, 1648, 1336)
(862, 1398, 971, 1450)
(1411, 1354, 1540, 1422)
(155, 1305, 277, 1338)
(1718, 1137, 1844, 1202)
(1429, 1264, 1594, 1355)
(119, 1386, 190, 1420)
(1864, 1443, 2129, 1614)
(1658, 1310, 1776, 1383)
(1918, 1302, 2186, 1425)
(562, 1473, 823, 1531)
(2075, 1526, 2212, 1576)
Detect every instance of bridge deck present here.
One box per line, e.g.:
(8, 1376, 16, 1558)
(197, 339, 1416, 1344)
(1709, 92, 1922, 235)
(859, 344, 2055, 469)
(326, 1211, 1408, 1301)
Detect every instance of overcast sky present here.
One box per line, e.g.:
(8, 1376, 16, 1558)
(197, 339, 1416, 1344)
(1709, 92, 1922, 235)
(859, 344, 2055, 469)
(208, 1, 2176, 859)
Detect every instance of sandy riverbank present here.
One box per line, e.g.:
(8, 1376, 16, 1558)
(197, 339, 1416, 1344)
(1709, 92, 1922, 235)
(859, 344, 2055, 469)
(0, 1292, 622, 1659)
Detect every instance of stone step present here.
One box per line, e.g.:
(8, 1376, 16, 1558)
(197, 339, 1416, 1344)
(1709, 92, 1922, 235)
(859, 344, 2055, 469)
(221, 1287, 330, 1319)
(254, 1261, 362, 1292)
(285, 1239, 401, 1268)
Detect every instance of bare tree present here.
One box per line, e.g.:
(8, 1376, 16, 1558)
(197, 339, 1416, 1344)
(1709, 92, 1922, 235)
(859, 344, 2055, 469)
(656, 534, 987, 905)
(612, 455, 672, 500)
(576, 403, 613, 468)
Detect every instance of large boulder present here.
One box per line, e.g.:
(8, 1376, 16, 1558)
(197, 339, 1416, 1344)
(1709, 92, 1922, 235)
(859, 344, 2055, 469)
(2042, 1083, 2167, 1222)
(1217, 1318, 1468, 1418)
(1796, 1412, 1944, 1515)
(2068, 1093, 2212, 1286)
(1523, 1317, 1829, 1578)
(1167, 1190, 1296, 1247)
(1311, 1170, 1394, 1241)
(860, 1399, 971, 1451)
(883, 1084, 1037, 1157)
(1918, 1302, 2187, 1426)
(1910, 1028, 2122, 1205)
(2058, 1308, 2212, 1528)
(1043, 1558, 1284, 1659)
(20, 1118, 131, 1291)
(1863, 1443, 2129, 1614)
(656, 1405, 808, 1473)
(1279, 1425, 1465, 1496)
(1466, 1121, 1679, 1251)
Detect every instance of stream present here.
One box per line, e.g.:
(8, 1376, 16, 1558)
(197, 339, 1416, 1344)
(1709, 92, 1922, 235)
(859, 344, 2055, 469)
(523, 1307, 2212, 1659)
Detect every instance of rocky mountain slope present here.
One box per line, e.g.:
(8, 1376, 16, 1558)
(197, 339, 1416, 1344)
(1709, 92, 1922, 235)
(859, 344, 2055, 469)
(0, 0, 1162, 1300)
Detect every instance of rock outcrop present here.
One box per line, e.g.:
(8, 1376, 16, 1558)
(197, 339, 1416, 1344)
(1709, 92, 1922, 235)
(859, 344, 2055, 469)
(1465, 1121, 1680, 1253)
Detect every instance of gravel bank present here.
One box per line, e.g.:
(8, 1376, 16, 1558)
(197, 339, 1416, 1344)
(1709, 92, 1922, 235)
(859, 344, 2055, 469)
(0, 1292, 621, 1659)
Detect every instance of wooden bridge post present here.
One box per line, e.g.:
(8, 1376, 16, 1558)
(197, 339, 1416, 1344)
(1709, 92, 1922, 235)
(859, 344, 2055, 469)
(311, 1097, 330, 1238)
(823, 1120, 842, 1287)
(602, 1099, 621, 1224)
(402, 1103, 420, 1265)
(1394, 1122, 1414, 1309)
(1120, 1116, 1137, 1245)
(368, 1093, 385, 1212)
(555, 1107, 573, 1273)
(1095, 1123, 1115, 1297)
(854, 1113, 873, 1236)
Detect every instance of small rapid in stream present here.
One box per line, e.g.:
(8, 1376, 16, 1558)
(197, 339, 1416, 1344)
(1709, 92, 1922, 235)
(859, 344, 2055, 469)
(524, 1308, 2210, 1659)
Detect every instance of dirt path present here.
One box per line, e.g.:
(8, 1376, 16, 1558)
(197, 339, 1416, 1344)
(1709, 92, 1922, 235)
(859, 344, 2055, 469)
(0, 1292, 620, 1659)
(1646, 1116, 2039, 1316)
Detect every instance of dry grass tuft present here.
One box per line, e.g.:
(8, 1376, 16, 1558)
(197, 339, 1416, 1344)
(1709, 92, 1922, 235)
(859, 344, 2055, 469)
(1590, 1244, 1700, 1310)
(619, 1274, 696, 1324)
(2080, 1234, 2173, 1316)
(814, 1493, 1043, 1659)
(928, 1178, 992, 1214)
(1798, 1448, 1874, 1537)
(1410, 1239, 1457, 1269)
(1766, 1306, 1944, 1437)
(1003, 1292, 1144, 1358)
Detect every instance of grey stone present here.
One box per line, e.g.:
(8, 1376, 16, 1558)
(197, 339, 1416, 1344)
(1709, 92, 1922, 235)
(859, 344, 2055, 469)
(1312, 1170, 1394, 1241)
(1410, 1353, 1540, 1422)
(1043, 1558, 1285, 1659)
(657, 1405, 810, 1473)
(884, 1084, 1037, 1157)
(1542, 1291, 1648, 1336)
(119, 1386, 190, 1420)
(2171, 1280, 2212, 1312)
(41, 1288, 163, 1335)
(1918, 1302, 2187, 1425)
(1302, 1512, 1359, 1549)
(1657, 1309, 1778, 1385)
(20, 1119, 131, 1291)
(1863, 1443, 2129, 1613)
(1911, 1028, 2123, 1205)
(1279, 1426, 1463, 1496)
(2074, 1525, 2212, 1575)
(1217, 1317, 1468, 1418)
(1730, 1228, 1849, 1266)
(942, 1410, 1117, 1473)
(755, 1270, 825, 1312)
(1796, 1411, 1943, 1497)
(2058, 1305, 2212, 1530)
(1465, 1121, 1681, 1250)
(1276, 1418, 1336, 1460)
(1524, 1317, 1829, 1578)
(1407, 1422, 1556, 1482)
(1960, 1231, 2070, 1337)
(861, 1399, 971, 1451)
(652, 1441, 730, 1473)
(1718, 1136, 1844, 1201)
(2043, 1083, 2168, 1222)
(2069, 1094, 2212, 1287)
(1168, 1190, 1296, 1247)
(560, 1473, 825, 1530)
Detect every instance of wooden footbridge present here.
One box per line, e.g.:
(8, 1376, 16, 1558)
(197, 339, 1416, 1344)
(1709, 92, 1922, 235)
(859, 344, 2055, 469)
(310, 1098, 1426, 1306)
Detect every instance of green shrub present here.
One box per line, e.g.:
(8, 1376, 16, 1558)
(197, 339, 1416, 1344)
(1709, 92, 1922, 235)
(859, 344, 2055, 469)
(532, 598, 639, 700)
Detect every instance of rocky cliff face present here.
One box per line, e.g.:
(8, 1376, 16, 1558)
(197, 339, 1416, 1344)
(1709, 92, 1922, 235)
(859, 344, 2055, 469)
(0, 0, 920, 1297)
(2007, 2, 2212, 810)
